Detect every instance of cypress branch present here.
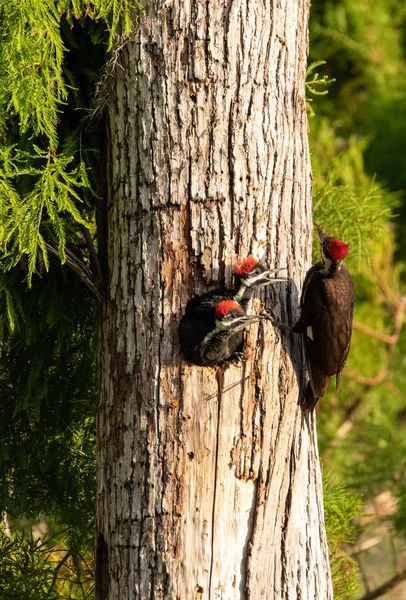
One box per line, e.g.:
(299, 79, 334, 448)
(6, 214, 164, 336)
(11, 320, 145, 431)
(45, 242, 104, 304)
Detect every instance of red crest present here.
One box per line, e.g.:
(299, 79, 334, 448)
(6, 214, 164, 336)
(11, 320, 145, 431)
(234, 256, 259, 276)
(329, 239, 349, 261)
(215, 300, 243, 317)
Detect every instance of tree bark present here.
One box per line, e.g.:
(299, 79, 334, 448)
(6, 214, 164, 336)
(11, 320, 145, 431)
(96, 0, 333, 598)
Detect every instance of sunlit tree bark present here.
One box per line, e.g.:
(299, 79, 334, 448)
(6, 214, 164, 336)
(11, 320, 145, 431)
(96, 0, 333, 598)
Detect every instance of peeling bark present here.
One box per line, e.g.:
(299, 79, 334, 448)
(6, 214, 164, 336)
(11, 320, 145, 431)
(96, 0, 333, 598)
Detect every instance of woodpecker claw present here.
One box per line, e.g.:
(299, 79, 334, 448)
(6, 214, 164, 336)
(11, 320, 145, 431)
(230, 351, 245, 366)
(262, 312, 291, 332)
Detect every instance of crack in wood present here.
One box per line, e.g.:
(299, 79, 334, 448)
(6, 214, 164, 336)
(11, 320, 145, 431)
(208, 370, 224, 600)
(280, 441, 296, 595)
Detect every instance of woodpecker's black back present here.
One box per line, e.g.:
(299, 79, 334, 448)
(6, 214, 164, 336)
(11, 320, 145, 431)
(183, 289, 235, 316)
(293, 260, 354, 411)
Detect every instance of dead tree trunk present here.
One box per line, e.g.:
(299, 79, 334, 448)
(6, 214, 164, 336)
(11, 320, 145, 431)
(96, 0, 333, 598)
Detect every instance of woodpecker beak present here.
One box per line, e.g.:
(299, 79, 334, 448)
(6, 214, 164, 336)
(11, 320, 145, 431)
(220, 314, 269, 332)
(259, 267, 287, 285)
(316, 224, 328, 244)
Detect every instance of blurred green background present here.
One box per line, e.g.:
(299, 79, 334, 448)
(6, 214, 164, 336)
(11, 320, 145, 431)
(309, 0, 406, 597)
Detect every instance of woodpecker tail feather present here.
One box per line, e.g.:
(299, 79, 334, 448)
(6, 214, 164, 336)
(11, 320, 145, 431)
(336, 370, 342, 392)
(300, 381, 319, 413)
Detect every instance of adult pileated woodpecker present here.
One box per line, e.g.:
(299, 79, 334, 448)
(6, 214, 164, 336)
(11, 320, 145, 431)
(179, 257, 285, 366)
(291, 227, 354, 411)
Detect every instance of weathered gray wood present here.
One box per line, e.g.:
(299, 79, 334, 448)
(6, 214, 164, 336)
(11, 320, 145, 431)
(96, 0, 333, 598)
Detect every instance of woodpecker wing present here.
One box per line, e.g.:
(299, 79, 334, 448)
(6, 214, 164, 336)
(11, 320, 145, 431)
(336, 335, 352, 391)
(292, 263, 324, 334)
(303, 273, 331, 372)
(334, 270, 355, 390)
(321, 266, 354, 376)
(200, 329, 244, 365)
(295, 264, 354, 399)
(305, 335, 331, 400)
(291, 263, 325, 333)
(291, 264, 329, 398)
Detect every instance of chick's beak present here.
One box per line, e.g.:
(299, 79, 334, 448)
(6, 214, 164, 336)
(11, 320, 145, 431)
(256, 267, 287, 285)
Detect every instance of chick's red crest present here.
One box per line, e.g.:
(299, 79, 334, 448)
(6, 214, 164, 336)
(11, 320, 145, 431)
(215, 300, 243, 317)
(329, 239, 349, 261)
(234, 256, 259, 276)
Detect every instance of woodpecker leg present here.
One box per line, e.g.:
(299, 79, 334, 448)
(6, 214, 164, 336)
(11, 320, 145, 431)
(262, 312, 292, 332)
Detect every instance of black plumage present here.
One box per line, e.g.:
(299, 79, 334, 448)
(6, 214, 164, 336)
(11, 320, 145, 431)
(179, 258, 286, 366)
(292, 228, 354, 411)
(179, 299, 267, 366)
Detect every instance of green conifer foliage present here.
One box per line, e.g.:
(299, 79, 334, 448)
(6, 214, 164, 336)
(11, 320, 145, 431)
(0, 2, 139, 597)
(323, 477, 364, 599)
(0, 0, 140, 288)
(0, 526, 60, 600)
